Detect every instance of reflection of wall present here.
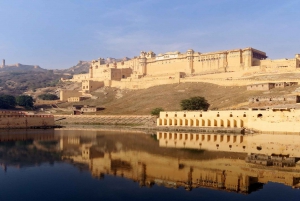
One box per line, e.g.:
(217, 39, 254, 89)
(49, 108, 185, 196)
(88, 150, 300, 192)
(59, 132, 300, 194)
(0, 130, 55, 142)
(158, 132, 300, 157)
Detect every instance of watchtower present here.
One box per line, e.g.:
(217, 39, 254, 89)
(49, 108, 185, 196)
(1, 59, 5, 68)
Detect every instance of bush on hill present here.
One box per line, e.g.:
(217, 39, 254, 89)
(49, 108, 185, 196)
(180, 96, 210, 111)
(38, 93, 59, 100)
(16, 95, 34, 109)
(0, 95, 16, 109)
(151, 107, 164, 116)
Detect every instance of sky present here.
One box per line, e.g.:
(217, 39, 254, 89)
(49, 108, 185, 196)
(0, 0, 299, 69)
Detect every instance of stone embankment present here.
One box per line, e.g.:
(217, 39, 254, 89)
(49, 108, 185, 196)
(54, 115, 157, 127)
(54, 115, 245, 134)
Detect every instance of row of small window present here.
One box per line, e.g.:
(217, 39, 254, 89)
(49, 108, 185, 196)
(165, 114, 247, 117)
(0, 115, 51, 118)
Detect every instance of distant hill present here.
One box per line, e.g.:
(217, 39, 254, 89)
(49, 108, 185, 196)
(0, 70, 63, 96)
(0, 63, 47, 73)
(55, 60, 91, 75)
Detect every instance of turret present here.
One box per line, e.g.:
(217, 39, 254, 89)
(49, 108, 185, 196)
(186, 49, 194, 74)
(98, 58, 105, 65)
(1, 59, 5, 68)
(138, 51, 147, 75)
(89, 65, 93, 78)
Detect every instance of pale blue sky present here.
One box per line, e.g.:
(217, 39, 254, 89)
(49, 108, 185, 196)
(0, 0, 299, 69)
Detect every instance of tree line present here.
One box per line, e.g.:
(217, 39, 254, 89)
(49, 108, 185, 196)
(0, 95, 34, 109)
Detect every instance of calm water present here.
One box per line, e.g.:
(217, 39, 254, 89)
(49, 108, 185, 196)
(0, 129, 300, 201)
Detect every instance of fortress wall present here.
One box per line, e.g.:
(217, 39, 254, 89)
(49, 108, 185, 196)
(146, 58, 188, 75)
(110, 68, 132, 80)
(261, 58, 298, 69)
(60, 90, 82, 101)
(119, 58, 139, 69)
(82, 80, 104, 92)
(72, 73, 89, 82)
(227, 50, 243, 71)
(92, 66, 109, 79)
(0, 115, 54, 128)
(193, 54, 226, 73)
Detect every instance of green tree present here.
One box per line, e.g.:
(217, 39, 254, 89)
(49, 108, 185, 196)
(151, 107, 164, 116)
(180, 96, 210, 111)
(38, 93, 59, 100)
(0, 95, 16, 109)
(16, 95, 34, 109)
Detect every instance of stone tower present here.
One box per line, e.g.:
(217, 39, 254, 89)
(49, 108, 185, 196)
(138, 51, 147, 75)
(186, 49, 194, 74)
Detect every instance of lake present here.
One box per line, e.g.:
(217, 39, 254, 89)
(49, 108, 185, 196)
(1, 129, 300, 201)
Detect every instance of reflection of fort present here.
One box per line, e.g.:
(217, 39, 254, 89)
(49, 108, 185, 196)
(157, 132, 300, 157)
(59, 131, 300, 194)
(0, 129, 55, 142)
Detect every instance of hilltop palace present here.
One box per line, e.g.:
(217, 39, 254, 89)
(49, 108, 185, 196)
(60, 47, 300, 101)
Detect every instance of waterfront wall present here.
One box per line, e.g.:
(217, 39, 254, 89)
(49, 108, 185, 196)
(157, 108, 300, 133)
(0, 111, 54, 129)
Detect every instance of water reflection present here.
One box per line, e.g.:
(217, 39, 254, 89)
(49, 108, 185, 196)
(1, 130, 300, 196)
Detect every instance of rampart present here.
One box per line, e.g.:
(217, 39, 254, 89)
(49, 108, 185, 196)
(0, 111, 55, 129)
(55, 115, 157, 127)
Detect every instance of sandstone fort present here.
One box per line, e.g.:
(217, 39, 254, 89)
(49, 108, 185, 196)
(61, 47, 300, 101)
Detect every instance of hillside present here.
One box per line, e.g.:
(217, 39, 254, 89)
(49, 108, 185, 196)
(0, 60, 92, 96)
(55, 82, 300, 115)
(54, 60, 91, 75)
(0, 71, 63, 96)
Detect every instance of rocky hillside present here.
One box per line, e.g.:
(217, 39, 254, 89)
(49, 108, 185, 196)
(54, 82, 300, 115)
(0, 71, 64, 96)
(0, 60, 86, 95)
(54, 60, 91, 75)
